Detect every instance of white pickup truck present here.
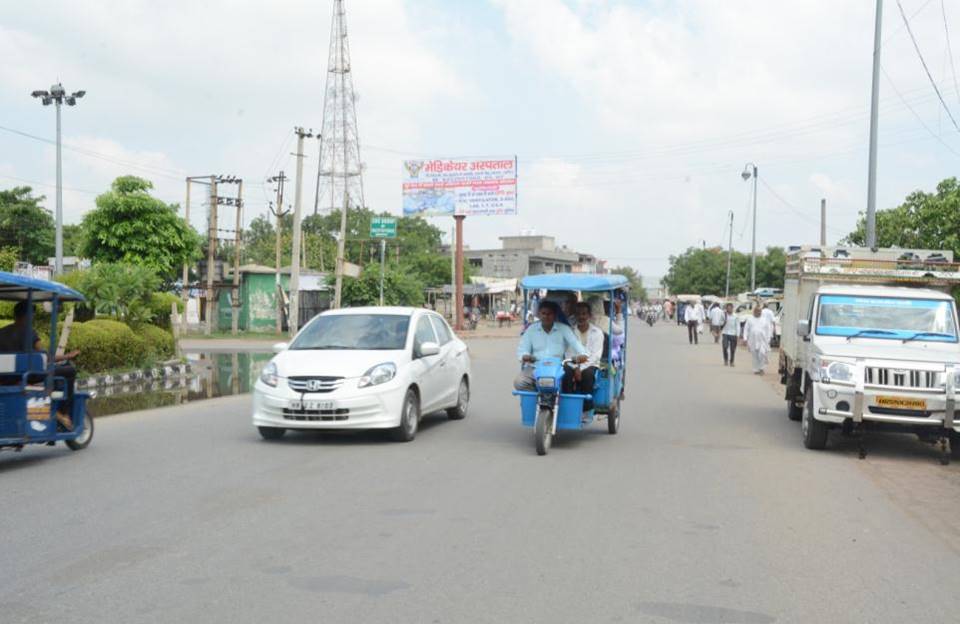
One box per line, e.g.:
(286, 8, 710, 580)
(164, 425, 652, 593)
(779, 246, 960, 463)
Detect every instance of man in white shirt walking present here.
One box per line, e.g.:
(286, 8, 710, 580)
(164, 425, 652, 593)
(744, 305, 773, 374)
(564, 302, 604, 411)
(720, 302, 739, 366)
(684, 299, 705, 345)
(708, 303, 725, 343)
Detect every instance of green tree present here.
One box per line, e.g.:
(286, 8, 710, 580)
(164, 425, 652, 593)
(81, 176, 203, 280)
(62, 223, 84, 257)
(663, 246, 784, 296)
(77, 262, 161, 323)
(844, 177, 960, 255)
(338, 264, 424, 307)
(608, 265, 646, 302)
(0, 186, 55, 264)
(0, 247, 19, 272)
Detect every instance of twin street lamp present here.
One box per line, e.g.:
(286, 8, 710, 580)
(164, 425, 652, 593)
(31, 83, 85, 275)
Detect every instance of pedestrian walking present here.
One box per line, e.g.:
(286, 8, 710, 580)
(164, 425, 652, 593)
(761, 303, 777, 346)
(684, 299, 704, 345)
(708, 303, 725, 344)
(676, 302, 686, 326)
(720, 302, 739, 366)
(743, 305, 772, 374)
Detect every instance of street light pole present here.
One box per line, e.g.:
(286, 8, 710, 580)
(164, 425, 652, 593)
(741, 163, 758, 292)
(865, 0, 883, 249)
(31, 83, 85, 275)
(725, 210, 734, 298)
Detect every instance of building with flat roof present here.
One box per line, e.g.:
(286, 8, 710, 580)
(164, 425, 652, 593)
(462, 235, 602, 279)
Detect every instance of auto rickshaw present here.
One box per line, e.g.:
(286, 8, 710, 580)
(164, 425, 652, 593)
(512, 273, 629, 455)
(0, 272, 93, 453)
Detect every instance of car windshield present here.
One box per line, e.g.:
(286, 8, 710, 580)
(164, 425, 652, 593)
(290, 314, 410, 350)
(816, 295, 958, 342)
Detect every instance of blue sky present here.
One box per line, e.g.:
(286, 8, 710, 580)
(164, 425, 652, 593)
(2, 0, 959, 279)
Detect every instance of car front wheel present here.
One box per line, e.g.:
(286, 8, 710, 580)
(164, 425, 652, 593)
(446, 377, 469, 420)
(390, 389, 420, 442)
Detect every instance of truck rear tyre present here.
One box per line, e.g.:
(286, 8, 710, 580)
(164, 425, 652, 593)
(787, 398, 803, 422)
(802, 387, 828, 450)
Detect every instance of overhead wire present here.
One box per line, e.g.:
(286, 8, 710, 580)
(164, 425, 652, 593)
(942, 0, 960, 107)
(881, 65, 960, 156)
(895, 0, 960, 132)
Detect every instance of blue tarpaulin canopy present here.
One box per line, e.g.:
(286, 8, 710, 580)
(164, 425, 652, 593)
(0, 271, 85, 302)
(520, 273, 629, 293)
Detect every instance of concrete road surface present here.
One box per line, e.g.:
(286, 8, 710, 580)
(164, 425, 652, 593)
(3, 323, 960, 623)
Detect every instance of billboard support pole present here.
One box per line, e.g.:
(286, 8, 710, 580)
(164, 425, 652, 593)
(379, 238, 386, 306)
(454, 215, 465, 331)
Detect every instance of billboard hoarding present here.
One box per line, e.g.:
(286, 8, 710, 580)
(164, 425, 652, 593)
(402, 157, 517, 217)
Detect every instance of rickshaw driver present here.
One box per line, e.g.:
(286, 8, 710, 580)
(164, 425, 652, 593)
(513, 300, 589, 391)
(0, 301, 80, 429)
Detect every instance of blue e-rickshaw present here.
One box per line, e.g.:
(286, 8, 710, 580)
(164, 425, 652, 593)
(0, 272, 93, 453)
(513, 273, 629, 455)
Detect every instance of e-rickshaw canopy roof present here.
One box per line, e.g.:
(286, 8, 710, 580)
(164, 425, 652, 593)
(0, 271, 85, 302)
(520, 273, 629, 293)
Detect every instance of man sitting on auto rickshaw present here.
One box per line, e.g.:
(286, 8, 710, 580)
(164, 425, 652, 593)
(514, 300, 588, 391)
(0, 301, 80, 430)
(564, 302, 603, 411)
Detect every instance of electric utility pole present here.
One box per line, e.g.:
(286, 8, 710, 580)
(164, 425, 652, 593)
(820, 198, 827, 246)
(290, 127, 313, 335)
(725, 210, 734, 298)
(268, 172, 289, 333)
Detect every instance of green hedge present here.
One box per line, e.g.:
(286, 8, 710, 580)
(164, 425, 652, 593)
(148, 292, 184, 328)
(132, 323, 175, 360)
(66, 319, 151, 373)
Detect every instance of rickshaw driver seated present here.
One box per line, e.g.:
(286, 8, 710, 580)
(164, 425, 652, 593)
(0, 301, 80, 430)
(565, 302, 603, 411)
(513, 300, 588, 391)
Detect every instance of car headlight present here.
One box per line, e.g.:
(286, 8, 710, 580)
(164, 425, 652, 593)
(260, 361, 279, 387)
(358, 363, 397, 388)
(821, 360, 854, 384)
(537, 377, 556, 389)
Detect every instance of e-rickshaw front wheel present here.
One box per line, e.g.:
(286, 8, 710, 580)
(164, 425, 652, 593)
(535, 407, 553, 456)
(65, 415, 94, 451)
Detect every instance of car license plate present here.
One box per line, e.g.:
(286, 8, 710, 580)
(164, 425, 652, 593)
(875, 396, 927, 410)
(289, 400, 335, 411)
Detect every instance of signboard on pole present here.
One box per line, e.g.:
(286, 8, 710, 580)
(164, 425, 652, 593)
(402, 157, 517, 217)
(370, 216, 397, 239)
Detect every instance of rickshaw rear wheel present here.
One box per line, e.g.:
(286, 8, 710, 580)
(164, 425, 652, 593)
(535, 408, 553, 456)
(65, 414, 94, 451)
(607, 399, 620, 435)
(258, 426, 286, 440)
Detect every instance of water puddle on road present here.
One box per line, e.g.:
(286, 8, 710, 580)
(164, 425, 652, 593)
(87, 351, 273, 418)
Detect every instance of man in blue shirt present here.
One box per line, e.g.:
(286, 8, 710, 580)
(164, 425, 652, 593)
(513, 300, 589, 391)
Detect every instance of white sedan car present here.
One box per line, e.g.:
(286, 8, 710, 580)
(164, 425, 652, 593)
(252, 307, 471, 442)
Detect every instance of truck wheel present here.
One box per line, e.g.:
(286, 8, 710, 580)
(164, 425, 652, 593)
(258, 426, 286, 440)
(787, 398, 803, 422)
(951, 432, 960, 460)
(802, 387, 828, 450)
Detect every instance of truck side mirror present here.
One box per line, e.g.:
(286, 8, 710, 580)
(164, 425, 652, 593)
(797, 320, 811, 338)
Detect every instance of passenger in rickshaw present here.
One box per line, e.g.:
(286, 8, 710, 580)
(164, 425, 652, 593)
(542, 290, 578, 326)
(513, 300, 588, 391)
(564, 302, 603, 410)
(587, 295, 624, 335)
(0, 301, 79, 429)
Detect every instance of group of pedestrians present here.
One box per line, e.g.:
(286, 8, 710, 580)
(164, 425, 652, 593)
(680, 298, 777, 375)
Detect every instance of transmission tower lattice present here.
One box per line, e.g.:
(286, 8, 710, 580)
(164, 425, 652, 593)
(313, 0, 365, 216)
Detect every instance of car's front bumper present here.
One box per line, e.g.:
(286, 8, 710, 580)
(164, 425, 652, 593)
(252, 378, 407, 430)
(813, 362, 959, 433)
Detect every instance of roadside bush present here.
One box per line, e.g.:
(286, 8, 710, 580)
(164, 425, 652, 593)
(148, 292, 184, 328)
(66, 319, 151, 374)
(132, 323, 175, 360)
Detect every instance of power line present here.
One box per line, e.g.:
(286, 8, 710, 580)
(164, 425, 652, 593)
(942, 0, 960, 108)
(881, 65, 960, 156)
(896, 0, 960, 132)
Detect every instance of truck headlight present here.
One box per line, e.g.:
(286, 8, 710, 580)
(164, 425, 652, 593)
(820, 362, 855, 383)
(260, 361, 279, 387)
(537, 377, 556, 389)
(358, 363, 396, 388)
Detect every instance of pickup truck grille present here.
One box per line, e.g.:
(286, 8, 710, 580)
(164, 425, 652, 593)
(865, 367, 939, 389)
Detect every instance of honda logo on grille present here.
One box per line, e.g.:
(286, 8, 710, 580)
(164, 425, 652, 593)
(307, 380, 323, 391)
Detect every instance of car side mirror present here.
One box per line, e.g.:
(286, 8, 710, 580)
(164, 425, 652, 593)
(417, 341, 440, 358)
(797, 320, 810, 339)
(272, 342, 289, 353)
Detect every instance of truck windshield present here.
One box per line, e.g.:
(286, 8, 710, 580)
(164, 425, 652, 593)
(816, 295, 958, 342)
